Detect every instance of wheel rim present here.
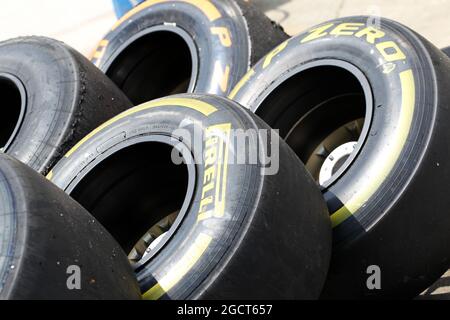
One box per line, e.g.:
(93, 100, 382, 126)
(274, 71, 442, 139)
(128, 211, 177, 263)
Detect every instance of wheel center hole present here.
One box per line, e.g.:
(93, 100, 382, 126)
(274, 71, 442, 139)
(0, 75, 24, 149)
(70, 142, 190, 263)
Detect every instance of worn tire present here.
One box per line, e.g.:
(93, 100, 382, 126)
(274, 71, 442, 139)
(48, 94, 331, 299)
(0, 153, 140, 300)
(230, 16, 450, 298)
(0, 36, 133, 175)
(92, 0, 288, 104)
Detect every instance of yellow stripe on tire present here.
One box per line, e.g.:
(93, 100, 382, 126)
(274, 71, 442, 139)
(331, 69, 416, 227)
(65, 97, 218, 158)
(142, 233, 212, 300)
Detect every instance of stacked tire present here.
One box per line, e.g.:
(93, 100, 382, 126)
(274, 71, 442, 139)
(1, 0, 450, 300)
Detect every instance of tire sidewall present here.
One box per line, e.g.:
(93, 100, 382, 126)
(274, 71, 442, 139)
(0, 38, 78, 172)
(50, 95, 263, 299)
(94, 0, 250, 96)
(231, 16, 437, 244)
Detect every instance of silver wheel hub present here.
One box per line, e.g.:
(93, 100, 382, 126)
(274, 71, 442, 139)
(319, 141, 357, 186)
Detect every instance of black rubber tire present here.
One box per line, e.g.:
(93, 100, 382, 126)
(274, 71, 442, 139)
(230, 16, 450, 299)
(48, 94, 331, 299)
(91, 0, 288, 105)
(424, 43, 450, 298)
(0, 153, 140, 300)
(0, 36, 133, 175)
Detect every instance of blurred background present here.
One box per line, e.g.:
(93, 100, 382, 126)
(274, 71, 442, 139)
(0, 0, 449, 57)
